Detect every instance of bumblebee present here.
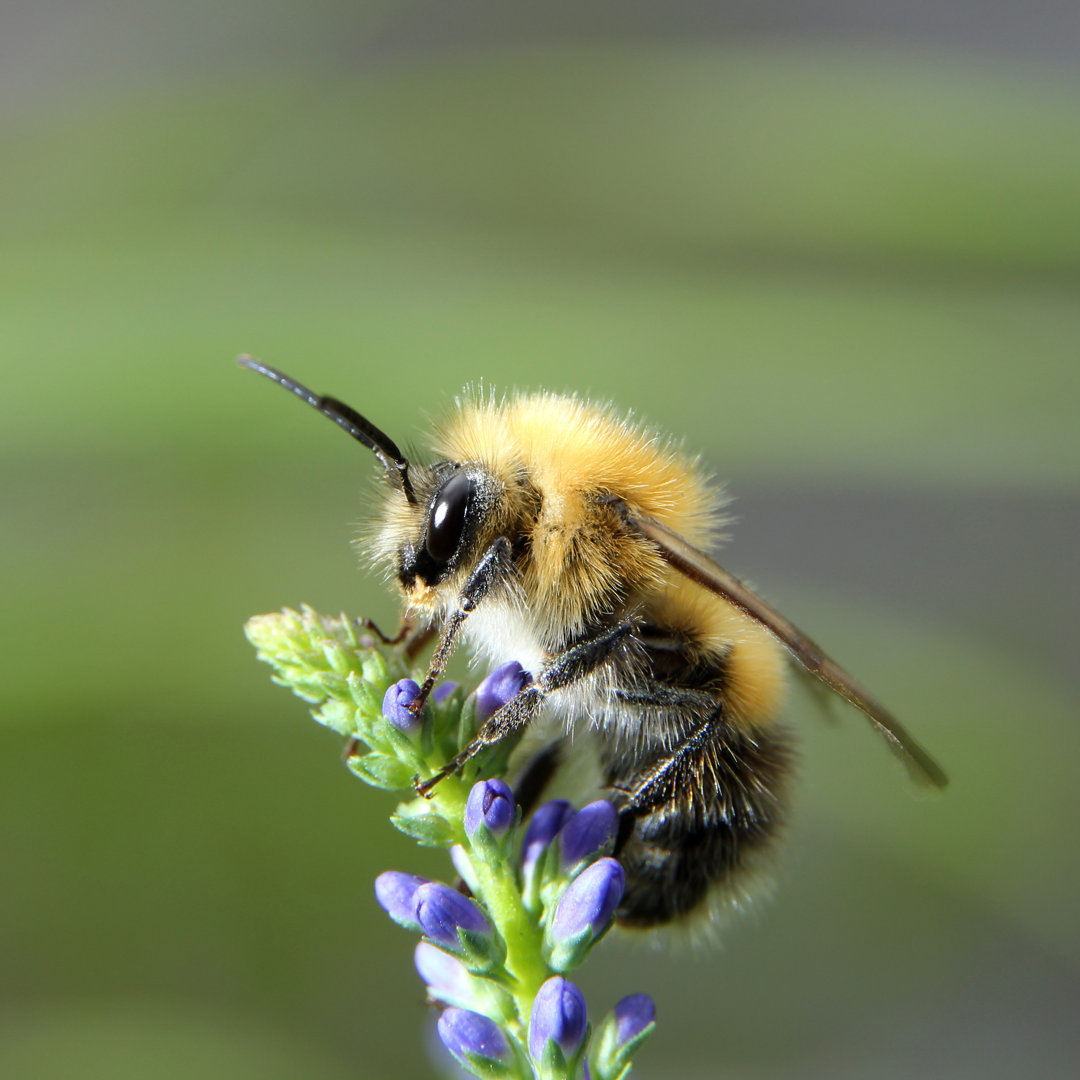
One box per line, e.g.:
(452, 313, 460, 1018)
(240, 357, 946, 927)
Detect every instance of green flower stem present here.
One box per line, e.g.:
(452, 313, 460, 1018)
(470, 841, 548, 1021)
(422, 775, 547, 1026)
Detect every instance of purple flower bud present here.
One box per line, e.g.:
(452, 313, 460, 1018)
(522, 799, 575, 879)
(382, 678, 423, 734)
(475, 661, 530, 724)
(550, 857, 625, 945)
(414, 942, 474, 1008)
(449, 844, 477, 891)
(528, 976, 588, 1062)
(559, 800, 617, 870)
(437, 1007, 512, 1067)
(432, 680, 459, 704)
(465, 778, 516, 839)
(614, 993, 656, 1046)
(374, 870, 429, 930)
(415, 881, 492, 950)
(592, 991, 657, 1076)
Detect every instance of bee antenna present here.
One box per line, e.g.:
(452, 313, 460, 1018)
(237, 355, 416, 504)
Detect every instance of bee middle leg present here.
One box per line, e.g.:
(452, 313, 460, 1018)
(414, 621, 635, 797)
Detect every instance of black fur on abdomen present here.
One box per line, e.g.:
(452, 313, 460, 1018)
(608, 722, 792, 928)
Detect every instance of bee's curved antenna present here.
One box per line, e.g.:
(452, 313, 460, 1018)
(611, 498, 948, 789)
(237, 356, 416, 505)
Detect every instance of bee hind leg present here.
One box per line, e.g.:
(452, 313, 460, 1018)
(604, 705, 791, 927)
(621, 707, 722, 812)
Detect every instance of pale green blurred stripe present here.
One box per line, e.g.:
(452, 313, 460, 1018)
(1, 47, 1077, 485)
(0, 1006, 361, 1080)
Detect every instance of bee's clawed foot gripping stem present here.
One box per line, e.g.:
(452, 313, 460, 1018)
(413, 760, 460, 799)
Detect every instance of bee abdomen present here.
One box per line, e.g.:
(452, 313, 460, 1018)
(609, 724, 791, 928)
(615, 810, 777, 927)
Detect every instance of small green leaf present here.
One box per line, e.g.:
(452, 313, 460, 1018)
(314, 671, 351, 701)
(391, 800, 456, 847)
(283, 676, 329, 705)
(361, 651, 390, 687)
(544, 925, 594, 974)
(320, 641, 348, 675)
(347, 670, 381, 718)
(382, 716, 423, 759)
(348, 753, 415, 791)
(314, 700, 358, 737)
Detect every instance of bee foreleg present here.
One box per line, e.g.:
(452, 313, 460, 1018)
(356, 616, 412, 646)
(410, 537, 513, 713)
(357, 617, 436, 661)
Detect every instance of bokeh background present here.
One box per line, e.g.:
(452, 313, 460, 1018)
(3, 3, 1078, 1078)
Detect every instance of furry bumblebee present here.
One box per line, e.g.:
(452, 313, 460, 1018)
(241, 357, 946, 928)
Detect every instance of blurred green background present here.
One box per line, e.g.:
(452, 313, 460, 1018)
(2, 3, 1078, 1078)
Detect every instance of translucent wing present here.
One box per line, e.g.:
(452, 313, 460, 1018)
(615, 501, 948, 789)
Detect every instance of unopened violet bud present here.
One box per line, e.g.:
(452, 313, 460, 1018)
(414, 942, 474, 1008)
(465, 778, 516, 839)
(432, 680, 459, 704)
(529, 976, 588, 1063)
(558, 800, 617, 871)
(475, 660, 530, 723)
(415, 881, 492, 952)
(614, 993, 656, 1047)
(449, 844, 479, 894)
(522, 799, 575, 878)
(382, 678, 423, 734)
(548, 857, 624, 968)
(374, 870, 429, 930)
(416, 942, 515, 1022)
(592, 992, 657, 1077)
(437, 1007, 512, 1070)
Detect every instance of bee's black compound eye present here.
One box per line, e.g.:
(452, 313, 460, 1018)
(425, 471, 474, 565)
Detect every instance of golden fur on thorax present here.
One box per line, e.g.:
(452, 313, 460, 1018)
(438, 391, 720, 636)
(435, 391, 718, 539)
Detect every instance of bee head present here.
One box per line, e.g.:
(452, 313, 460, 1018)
(389, 460, 506, 600)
